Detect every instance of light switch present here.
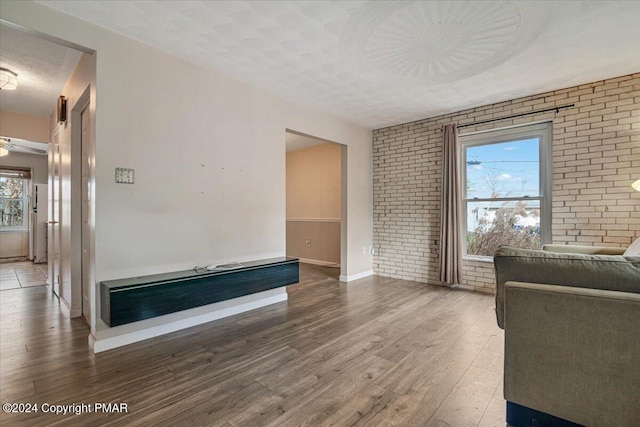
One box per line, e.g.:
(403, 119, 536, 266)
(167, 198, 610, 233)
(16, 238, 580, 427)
(115, 167, 135, 184)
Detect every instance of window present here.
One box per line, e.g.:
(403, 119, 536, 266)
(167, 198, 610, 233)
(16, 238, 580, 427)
(0, 169, 30, 231)
(460, 122, 552, 258)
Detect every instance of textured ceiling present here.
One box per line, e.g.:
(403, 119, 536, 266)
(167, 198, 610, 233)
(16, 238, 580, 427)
(36, 0, 640, 129)
(0, 23, 82, 117)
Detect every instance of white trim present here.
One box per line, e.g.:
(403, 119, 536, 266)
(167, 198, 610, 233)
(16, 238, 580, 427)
(339, 270, 374, 282)
(298, 257, 340, 267)
(90, 292, 288, 353)
(286, 218, 341, 223)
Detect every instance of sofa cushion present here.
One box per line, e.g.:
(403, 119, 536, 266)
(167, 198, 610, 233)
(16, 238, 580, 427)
(493, 246, 640, 328)
(625, 237, 640, 256)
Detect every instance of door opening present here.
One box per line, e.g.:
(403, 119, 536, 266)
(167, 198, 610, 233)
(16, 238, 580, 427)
(285, 130, 346, 278)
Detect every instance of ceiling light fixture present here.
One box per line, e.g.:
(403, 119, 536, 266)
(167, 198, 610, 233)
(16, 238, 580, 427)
(0, 68, 18, 90)
(0, 138, 9, 157)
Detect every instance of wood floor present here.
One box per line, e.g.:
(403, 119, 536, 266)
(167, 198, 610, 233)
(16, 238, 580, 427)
(0, 264, 505, 426)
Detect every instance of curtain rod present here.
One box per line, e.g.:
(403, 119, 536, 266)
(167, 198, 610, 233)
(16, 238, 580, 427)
(440, 103, 575, 131)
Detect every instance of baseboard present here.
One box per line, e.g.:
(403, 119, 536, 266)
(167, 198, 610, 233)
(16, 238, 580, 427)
(59, 295, 82, 318)
(88, 334, 96, 352)
(0, 256, 29, 263)
(298, 258, 340, 267)
(339, 270, 374, 282)
(90, 292, 288, 353)
(57, 296, 82, 318)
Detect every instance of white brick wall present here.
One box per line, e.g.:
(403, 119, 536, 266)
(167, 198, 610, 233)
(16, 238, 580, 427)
(373, 73, 640, 293)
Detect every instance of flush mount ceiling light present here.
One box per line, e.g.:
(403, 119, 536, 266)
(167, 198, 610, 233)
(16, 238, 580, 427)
(0, 68, 18, 90)
(0, 138, 9, 157)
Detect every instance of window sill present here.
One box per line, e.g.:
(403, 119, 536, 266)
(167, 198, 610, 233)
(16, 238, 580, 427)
(0, 229, 29, 233)
(463, 255, 494, 263)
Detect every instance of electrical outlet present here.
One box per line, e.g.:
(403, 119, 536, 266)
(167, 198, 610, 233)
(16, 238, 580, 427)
(115, 167, 135, 184)
(305, 239, 311, 247)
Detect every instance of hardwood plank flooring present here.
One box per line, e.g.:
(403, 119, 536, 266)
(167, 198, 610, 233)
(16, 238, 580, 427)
(0, 264, 505, 426)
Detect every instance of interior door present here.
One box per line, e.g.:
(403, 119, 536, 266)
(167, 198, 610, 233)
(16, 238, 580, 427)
(48, 136, 61, 297)
(81, 107, 91, 323)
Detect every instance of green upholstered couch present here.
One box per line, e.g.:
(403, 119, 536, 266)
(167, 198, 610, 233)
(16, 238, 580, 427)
(493, 244, 640, 426)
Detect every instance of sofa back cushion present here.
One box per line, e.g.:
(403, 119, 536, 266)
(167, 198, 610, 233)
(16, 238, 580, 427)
(493, 246, 640, 328)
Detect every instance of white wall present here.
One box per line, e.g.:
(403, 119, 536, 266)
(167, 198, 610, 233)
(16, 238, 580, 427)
(0, 109, 49, 188)
(1, 1, 373, 346)
(0, 232, 28, 258)
(0, 109, 49, 143)
(286, 143, 342, 264)
(287, 143, 342, 220)
(0, 151, 48, 184)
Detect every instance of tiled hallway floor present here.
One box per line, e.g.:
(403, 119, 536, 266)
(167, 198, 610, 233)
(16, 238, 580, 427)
(0, 261, 48, 291)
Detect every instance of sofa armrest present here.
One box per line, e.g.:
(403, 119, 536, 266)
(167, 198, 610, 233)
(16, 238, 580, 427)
(542, 244, 626, 255)
(504, 281, 640, 426)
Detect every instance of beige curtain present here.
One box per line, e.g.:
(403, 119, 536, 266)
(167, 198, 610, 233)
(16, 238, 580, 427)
(439, 124, 463, 285)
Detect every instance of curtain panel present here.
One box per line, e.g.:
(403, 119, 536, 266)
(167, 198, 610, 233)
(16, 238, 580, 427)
(439, 124, 463, 285)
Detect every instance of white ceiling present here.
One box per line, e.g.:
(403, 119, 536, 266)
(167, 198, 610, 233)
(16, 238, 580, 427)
(36, 0, 640, 129)
(0, 23, 82, 117)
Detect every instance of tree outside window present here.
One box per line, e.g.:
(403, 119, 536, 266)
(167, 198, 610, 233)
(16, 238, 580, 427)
(0, 177, 28, 229)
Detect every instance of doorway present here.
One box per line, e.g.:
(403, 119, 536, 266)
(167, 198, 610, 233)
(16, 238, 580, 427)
(1, 21, 96, 325)
(285, 130, 346, 277)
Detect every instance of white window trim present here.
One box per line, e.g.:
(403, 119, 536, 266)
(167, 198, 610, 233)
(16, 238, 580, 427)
(460, 121, 552, 260)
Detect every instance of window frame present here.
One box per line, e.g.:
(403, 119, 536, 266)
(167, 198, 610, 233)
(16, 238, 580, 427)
(459, 121, 553, 261)
(0, 177, 29, 232)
